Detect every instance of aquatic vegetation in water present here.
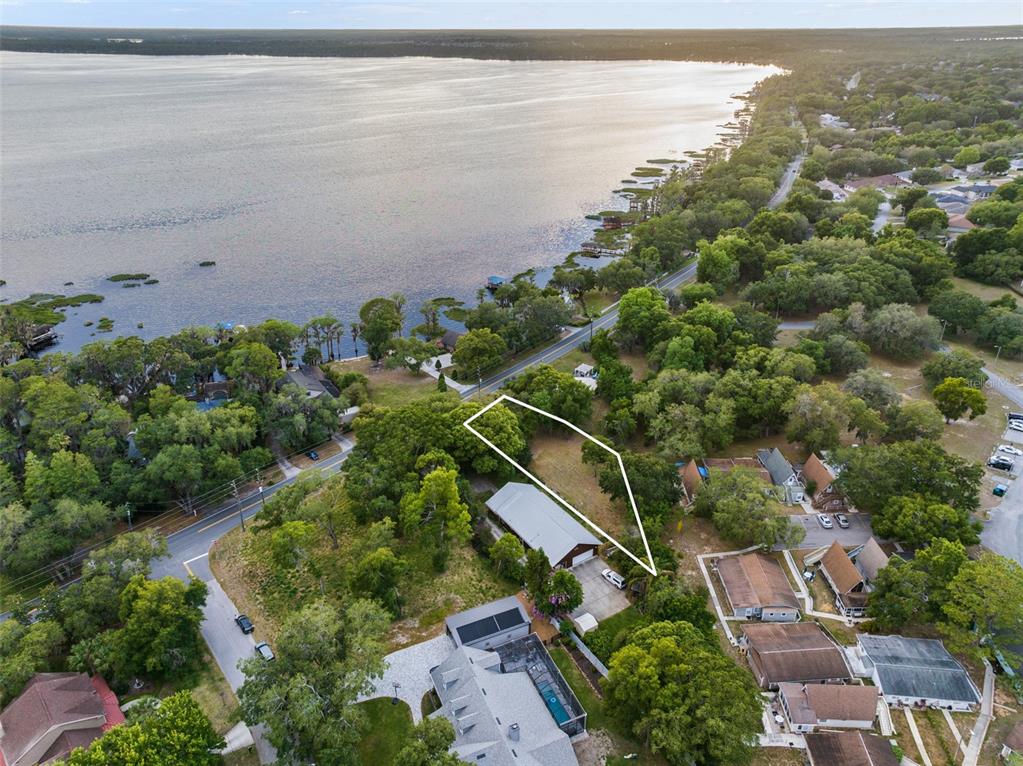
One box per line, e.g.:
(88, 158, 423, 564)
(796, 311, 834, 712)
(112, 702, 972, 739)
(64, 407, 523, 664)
(199, 260, 216, 267)
(97, 317, 114, 332)
(108, 272, 150, 282)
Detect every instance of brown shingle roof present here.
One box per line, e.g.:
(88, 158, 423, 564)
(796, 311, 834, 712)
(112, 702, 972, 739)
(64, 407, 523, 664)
(806, 731, 899, 766)
(717, 553, 798, 612)
(821, 541, 864, 595)
(778, 682, 879, 726)
(704, 457, 771, 484)
(802, 454, 835, 498)
(680, 461, 703, 502)
(0, 673, 106, 766)
(743, 622, 850, 684)
(854, 538, 889, 583)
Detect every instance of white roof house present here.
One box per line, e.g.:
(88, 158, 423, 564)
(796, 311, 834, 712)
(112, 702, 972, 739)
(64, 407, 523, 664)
(430, 643, 581, 766)
(486, 483, 600, 569)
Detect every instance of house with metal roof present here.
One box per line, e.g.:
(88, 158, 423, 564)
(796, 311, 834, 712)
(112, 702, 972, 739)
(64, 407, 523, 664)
(429, 638, 582, 766)
(741, 622, 851, 688)
(716, 553, 800, 622)
(756, 448, 804, 504)
(805, 731, 899, 766)
(853, 634, 981, 711)
(444, 595, 530, 651)
(777, 682, 879, 732)
(485, 483, 600, 570)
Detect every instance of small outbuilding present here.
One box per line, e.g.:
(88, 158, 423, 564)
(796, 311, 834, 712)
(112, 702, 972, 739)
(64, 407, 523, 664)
(854, 634, 981, 711)
(716, 553, 800, 622)
(486, 482, 601, 570)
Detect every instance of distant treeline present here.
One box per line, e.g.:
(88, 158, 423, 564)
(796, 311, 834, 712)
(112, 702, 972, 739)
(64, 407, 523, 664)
(1, 26, 1021, 67)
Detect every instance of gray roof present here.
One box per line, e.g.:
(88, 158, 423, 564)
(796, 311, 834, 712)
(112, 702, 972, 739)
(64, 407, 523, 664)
(853, 538, 889, 584)
(444, 595, 529, 648)
(486, 483, 600, 568)
(430, 646, 578, 766)
(757, 448, 796, 486)
(858, 635, 980, 704)
(283, 365, 340, 398)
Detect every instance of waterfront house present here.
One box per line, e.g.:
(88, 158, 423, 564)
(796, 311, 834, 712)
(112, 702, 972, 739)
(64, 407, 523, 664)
(281, 364, 341, 399)
(439, 328, 464, 353)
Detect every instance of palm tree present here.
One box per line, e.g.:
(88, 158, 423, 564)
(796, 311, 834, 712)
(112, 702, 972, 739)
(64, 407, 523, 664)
(350, 323, 362, 356)
(390, 293, 407, 336)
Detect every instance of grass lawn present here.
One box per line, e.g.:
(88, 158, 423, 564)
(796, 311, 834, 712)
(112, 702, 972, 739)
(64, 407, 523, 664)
(355, 698, 413, 766)
(209, 525, 284, 644)
(582, 605, 651, 665)
(580, 289, 620, 318)
(551, 347, 595, 376)
(326, 357, 441, 408)
(528, 430, 628, 540)
(950, 276, 1020, 306)
(142, 647, 240, 737)
(619, 350, 651, 382)
(221, 751, 261, 766)
(748, 749, 807, 766)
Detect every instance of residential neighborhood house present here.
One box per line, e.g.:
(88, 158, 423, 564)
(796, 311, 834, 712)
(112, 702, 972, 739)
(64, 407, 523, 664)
(740, 622, 851, 688)
(445, 595, 531, 652)
(0, 673, 125, 766)
(801, 453, 846, 511)
(819, 541, 870, 618)
(804, 731, 899, 766)
(281, 364, 341, 399)
(852, 634, 981, 711)
(485, 482, 601, 570)
(757, 448, 804, 504)
(776, 682, 879, 732)
(716, 552, 800, 622)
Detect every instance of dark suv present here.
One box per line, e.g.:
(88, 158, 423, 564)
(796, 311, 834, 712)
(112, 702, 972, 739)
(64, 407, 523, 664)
(235, 614, 255, 634)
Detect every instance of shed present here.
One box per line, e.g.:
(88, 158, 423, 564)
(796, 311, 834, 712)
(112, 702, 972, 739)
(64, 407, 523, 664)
(855, 634, 981, 711)
(570, 613, 598, 636)
(444, 595, 531, 651)
(741, 622, 850, 688)
(486, 482, 600, 570)
(716, 553, 800, 622)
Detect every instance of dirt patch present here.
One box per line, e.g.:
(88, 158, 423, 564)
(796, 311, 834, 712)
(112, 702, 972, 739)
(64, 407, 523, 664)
(574, 729, 616, 766)
(289, 438, 341, 470)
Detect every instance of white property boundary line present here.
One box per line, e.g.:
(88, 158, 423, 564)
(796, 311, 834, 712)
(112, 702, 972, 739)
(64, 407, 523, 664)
(462, 394, 658, 576)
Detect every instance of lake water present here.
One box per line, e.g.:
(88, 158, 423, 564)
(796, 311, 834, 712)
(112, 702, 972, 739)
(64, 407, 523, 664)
(0, 53, 777, 353)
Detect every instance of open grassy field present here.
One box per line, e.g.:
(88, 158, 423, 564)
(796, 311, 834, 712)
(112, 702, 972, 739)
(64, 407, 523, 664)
(326, 356, 441, 408)
(950, 276, 1020, 306)
(528, 430, 628, 540)
(355, 698, 413, 765)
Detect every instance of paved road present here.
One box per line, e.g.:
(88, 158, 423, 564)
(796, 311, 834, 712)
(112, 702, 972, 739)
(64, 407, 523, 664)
(767, 153, 805, 210)
(983, 474, 1023, 566)
(468, 260, 698, 397)
(784, 513, 875, 550)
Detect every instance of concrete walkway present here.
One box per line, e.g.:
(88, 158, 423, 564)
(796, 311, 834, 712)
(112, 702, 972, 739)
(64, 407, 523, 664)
(962, 660, 995, 766)
(781, 549, 871, 625)
(358, 634, 454, 722)
(421, 354, 474, 394)
(903, 708, 933, 766)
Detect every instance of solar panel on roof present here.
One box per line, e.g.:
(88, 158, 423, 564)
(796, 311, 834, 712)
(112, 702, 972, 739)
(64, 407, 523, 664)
(494, 608, 526, 631)
(456, 616, 499, 644)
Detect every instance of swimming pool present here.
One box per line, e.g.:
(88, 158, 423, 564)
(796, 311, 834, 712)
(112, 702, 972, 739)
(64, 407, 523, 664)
(537, 681, 570, 725)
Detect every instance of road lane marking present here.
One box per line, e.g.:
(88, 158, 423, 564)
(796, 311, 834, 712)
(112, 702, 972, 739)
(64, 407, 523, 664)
(182, 552, 209, 577)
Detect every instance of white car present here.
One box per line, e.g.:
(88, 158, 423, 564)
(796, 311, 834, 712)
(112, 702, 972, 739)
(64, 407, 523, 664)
(998, 444, 1023, 456)
(601, 568, 626, 590)
(817, 514, 833, 529)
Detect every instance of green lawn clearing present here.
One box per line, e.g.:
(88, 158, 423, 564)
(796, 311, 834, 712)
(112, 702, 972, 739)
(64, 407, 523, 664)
(356, 698, 414, 765)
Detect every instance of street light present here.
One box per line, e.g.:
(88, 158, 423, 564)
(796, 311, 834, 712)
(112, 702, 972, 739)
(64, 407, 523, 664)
(391, 682, 401, 705)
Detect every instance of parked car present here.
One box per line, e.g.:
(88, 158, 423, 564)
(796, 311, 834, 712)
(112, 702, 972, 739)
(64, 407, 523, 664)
(994, 484, 1009, 497)
(307, 450, 320, 461)
(601, 568, 626, 589)
(998, 444, 1023, 456)
(1009, 421, 1023, 433)
(817, 514, 833, 529)
(988, 457, 1014, 471)
(254, 642, 275, 661)
(235, 614, 254, 634)
(835, 514, 850, 529)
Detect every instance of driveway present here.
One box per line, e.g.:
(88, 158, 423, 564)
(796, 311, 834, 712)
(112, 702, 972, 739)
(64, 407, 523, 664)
(183, 553, 277, 764)
(569, 558, 630, 622)
(358, 634, 453, 722)
(983, 478, 1023, 566)
(783, 513, 875, 550)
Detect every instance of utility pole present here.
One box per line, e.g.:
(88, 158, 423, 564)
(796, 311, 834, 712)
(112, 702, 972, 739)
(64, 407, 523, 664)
(477, 367, 482, 399)
(258, 485, 266, 514)
(996, 345, 1003, 363)
(232, 480, 245, 533)
(125, 504, 133, 531)
(938, 319, 948, 343)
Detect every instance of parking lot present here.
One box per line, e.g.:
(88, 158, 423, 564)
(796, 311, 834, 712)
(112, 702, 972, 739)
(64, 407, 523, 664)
(784, 512, 875, 550)
(569, 557, 630, 622)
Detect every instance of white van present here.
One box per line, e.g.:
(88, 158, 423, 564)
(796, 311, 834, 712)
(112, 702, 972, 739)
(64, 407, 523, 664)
(601, 568, 626, 589)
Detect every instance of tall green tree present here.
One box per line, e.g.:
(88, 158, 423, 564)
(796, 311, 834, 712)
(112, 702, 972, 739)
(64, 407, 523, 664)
(932, 377, 987, 422)
(692, 467, 804, 549)
(452, 328, 507, 376)
(393, 717, 461, 766)
(941, 553, 1023, 662)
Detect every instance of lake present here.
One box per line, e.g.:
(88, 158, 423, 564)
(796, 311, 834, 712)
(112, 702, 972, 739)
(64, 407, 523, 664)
(0, 53, 777, 353)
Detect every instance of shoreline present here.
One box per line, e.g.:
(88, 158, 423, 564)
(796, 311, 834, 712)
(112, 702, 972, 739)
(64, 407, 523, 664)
(0, 56, 772, 357)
